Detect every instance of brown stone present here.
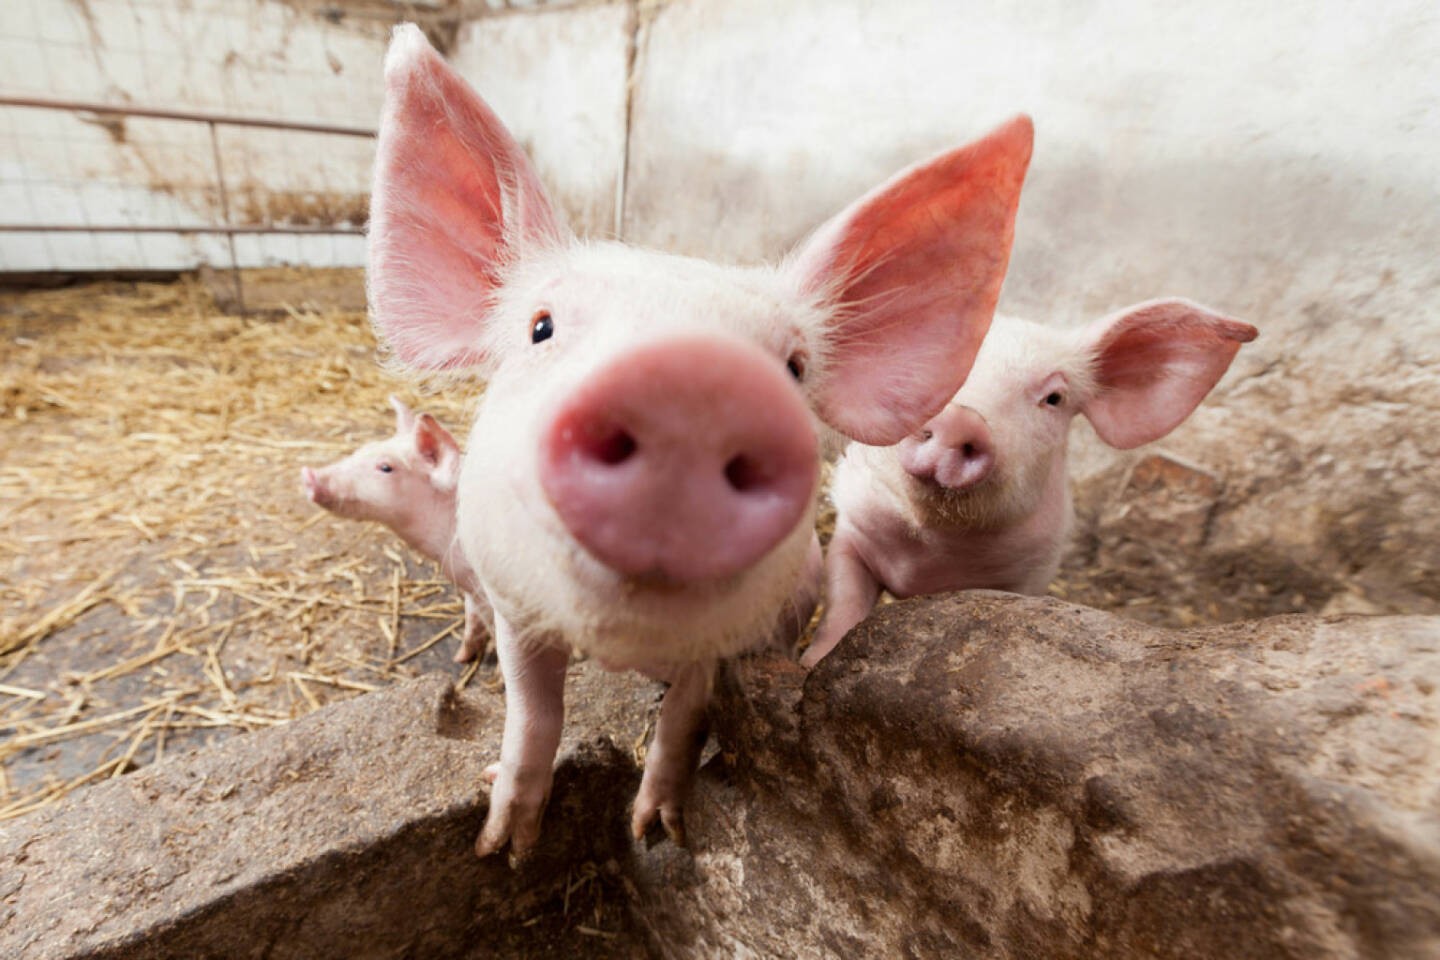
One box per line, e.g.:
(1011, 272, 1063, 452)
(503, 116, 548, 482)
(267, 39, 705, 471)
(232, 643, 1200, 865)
(6, 596, 1438, 959)
(0, 666, 660, 960)
(628, 593, 1440, 959)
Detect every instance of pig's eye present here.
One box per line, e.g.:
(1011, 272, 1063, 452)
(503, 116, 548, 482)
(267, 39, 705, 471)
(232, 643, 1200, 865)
(377, 463, 394, 473)
(530, 311, 554, 344)
(1044, 392, 1064, 407)
(785, 352, 806, 382)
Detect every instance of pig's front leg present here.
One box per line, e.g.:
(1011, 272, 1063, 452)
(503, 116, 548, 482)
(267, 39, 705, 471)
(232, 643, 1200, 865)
(800, 531, 881, 668)
(454, 592, 489, 663)
(631, 660, 715, 846)
(476, 611, 570, 861)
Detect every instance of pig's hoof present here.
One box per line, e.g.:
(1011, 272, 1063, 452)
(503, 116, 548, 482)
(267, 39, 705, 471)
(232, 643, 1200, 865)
(475, 767, 549, 862)
(454, 635, 487, 663)
(798, 636, 837, 669)
(631, 792, 686, 848)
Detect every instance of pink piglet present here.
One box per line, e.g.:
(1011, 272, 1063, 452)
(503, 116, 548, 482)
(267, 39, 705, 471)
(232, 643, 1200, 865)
(803, 300, 1258, 667)
(301, 396, 493, 663)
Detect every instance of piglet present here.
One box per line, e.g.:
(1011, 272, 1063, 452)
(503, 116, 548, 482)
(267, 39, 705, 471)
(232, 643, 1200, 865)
(802, 300, 1258, 667)
(365, 25, 1031, 859)
(301, 396, 493, 663)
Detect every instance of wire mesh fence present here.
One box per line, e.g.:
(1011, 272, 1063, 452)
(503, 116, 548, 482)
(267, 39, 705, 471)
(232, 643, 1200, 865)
(0, 0, 412, 275)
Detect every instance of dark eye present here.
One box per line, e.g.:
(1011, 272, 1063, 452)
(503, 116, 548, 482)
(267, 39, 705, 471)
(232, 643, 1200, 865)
(377, 463, 393, 473)
(1044, 392, 1063, 407)
(786, 352, 805, 382)
(530, 311, 554, 344)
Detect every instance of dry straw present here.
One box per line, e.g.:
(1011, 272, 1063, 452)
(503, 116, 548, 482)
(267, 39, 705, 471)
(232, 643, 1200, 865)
(1, 270, 484, 820)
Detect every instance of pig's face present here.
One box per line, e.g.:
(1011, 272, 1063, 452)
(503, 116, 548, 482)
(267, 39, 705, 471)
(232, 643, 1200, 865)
(892, 302, 1258, 531)
(366, 25, 1032, 665)
(456, 245, 832, 663)
(303, 436, 436, 524)
(893, 315, 1092, 529)
(303, 397, 461, 530)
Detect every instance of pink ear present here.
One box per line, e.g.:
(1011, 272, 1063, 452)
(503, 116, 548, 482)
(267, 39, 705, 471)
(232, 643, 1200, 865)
(413, 413, 462, 485)
(367, 24, 564, 371)
(1080, 299, 1258, 449)
(790, 115, 1033, 445)
(389, 395, 415, 433)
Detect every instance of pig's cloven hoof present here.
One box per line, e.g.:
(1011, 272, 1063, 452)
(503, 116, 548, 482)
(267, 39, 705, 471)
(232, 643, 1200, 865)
(631, 790, 686, 848)
(476, 764, 551, 863)
(454, 631, 487, 663)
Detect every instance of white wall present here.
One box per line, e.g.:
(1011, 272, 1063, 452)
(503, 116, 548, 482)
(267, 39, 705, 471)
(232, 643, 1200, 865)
(449, 2, 631, 239)
(456, 0, 1440, 610)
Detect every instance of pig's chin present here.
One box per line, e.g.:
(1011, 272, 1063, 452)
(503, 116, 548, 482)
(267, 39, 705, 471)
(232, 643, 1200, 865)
(906, 470, 1030, 532)
(461, 478, 815, 667)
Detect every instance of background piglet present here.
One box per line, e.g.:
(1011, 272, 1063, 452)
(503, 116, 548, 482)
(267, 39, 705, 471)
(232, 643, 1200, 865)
(301, 396, 493, 663)
(365, 26, 1031, 859)
(802, 300, 1258, 667)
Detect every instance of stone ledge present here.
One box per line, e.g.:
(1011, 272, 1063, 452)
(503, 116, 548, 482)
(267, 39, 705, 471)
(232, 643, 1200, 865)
(629, 594, 1440, 959)
(1, 668, 658, 960)
(7, 595, 1438, 960)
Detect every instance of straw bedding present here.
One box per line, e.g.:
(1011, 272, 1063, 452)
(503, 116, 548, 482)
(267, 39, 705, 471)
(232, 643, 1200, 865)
(0, 270, 487, 819)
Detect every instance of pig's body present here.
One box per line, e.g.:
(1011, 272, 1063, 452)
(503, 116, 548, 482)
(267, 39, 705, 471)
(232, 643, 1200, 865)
(804, 306, 1258, 667)
(302, 398, 493, 662)
(365, 25, 1032, 859)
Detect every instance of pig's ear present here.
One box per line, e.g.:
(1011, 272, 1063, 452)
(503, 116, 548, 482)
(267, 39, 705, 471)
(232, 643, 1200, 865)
(413, 413, 462, 489)
(389, 395, 415, 433)
(1079, 299, 1258, 449)
(367, 24, 565, 372)
(789, 115, 1032, 445)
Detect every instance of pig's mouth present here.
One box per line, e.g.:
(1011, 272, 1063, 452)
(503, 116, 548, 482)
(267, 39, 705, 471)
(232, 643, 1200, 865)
(301, 468, 334, 507)
(616, 570, 696, 594)
(909, 470, 1021, 530)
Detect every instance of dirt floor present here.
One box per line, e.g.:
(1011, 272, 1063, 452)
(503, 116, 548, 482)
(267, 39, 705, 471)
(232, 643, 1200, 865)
(0, 267, 1366, 834)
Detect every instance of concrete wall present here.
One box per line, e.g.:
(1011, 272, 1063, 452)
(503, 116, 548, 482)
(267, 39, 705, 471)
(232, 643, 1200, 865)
(454, 0, 1440, 612)
(0, 0, 399, 271)
(449, 2, 631, 239)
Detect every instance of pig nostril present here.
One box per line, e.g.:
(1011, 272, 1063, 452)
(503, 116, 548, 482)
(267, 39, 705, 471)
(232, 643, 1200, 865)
(724, 455, 764, 492)
(574, 427, 637, 466)
(962, 443, 977, 459)
(595, 430, 637, 465)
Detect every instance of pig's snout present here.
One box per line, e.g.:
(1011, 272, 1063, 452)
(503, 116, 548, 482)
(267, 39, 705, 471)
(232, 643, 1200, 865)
(539, 336, 818, 583)
(899, 405, 995, 490)
(301, 466, 330, 506)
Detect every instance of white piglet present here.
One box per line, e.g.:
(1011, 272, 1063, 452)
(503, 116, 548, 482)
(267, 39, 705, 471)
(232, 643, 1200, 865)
(301, 397, 493, 663)
(802, 301, 1258, 667)
(366, 25, 1032, 859)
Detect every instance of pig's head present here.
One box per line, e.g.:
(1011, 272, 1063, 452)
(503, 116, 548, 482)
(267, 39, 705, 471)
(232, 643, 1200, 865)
(301, 395, 461, 528)
(366, 25, 1031, 664)
(893, 300, 1258, 529)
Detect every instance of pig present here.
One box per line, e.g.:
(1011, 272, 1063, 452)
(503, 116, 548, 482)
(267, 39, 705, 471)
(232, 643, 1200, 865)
(365, 24, 1032, 860)
(301, 396, 493, 663)
(800, 301, 1258, 667)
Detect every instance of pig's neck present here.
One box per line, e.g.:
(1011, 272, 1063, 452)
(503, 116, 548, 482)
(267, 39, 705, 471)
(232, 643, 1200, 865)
(389, 500, 479, 594)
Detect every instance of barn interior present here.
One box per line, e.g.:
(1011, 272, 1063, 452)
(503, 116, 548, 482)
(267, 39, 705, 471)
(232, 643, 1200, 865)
(2, 1, 1437, 958)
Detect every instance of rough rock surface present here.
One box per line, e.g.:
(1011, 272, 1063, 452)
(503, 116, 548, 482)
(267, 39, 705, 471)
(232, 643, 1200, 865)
(0, 666, 660, 960)
(5, 595, 1437, 959)
(628, 593, 1440, 959)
